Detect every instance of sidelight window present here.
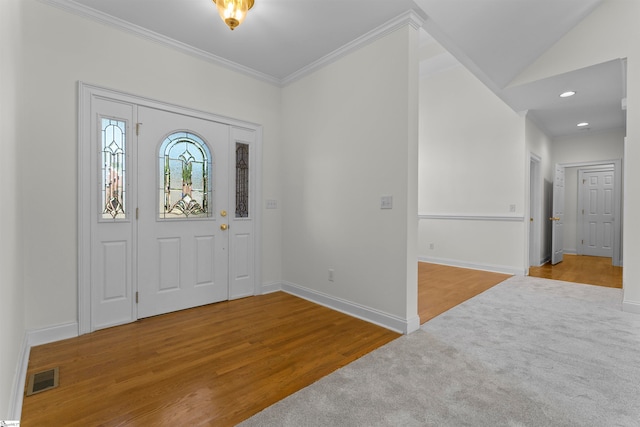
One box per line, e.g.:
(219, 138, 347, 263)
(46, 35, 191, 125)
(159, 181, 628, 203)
(235, 143, 249, 218)
(101, 118, 127, 220)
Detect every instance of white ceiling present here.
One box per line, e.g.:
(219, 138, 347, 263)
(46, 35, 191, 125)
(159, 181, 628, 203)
(49, 0, 626, 138)
(415, 0, 626, 138)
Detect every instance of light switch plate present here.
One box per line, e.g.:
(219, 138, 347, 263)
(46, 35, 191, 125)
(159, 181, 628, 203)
(380, 195, 393, 209)
(266, 199, 277, 209)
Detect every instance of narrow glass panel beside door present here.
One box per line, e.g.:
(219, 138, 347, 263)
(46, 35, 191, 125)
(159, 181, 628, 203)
(101, 118, 126, 220)
(236, 142, 249, 218)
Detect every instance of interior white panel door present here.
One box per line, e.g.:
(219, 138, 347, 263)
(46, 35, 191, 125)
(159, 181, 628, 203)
(580, 169, 614, 257)
(90, 98, 136, 330)
(551, 165, 565, 265)
(137, 107, 230, 318)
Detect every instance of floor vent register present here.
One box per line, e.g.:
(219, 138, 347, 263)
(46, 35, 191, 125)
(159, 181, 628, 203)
(26, 367, 59, 396)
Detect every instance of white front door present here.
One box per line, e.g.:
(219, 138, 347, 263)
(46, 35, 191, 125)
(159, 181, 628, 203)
(551, 164, 565, 265)
(136, 106, 230, 318)
(579, 169, 614, 258)
(82, 85, 261, 333)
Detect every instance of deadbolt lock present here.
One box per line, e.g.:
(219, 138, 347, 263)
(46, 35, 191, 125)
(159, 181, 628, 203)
(220, 210, 227, 217)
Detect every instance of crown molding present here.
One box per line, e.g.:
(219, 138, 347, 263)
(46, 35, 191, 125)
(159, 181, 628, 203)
(282, 10, 426, 86)
(38, 0, 425, 88)
(38, 0, 281, 86)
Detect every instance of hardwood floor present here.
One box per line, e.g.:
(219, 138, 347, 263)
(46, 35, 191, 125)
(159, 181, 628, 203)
(418, 262, 511, 323)
(19, 264, 523, 426)
(21, 292, 399, 426)
(528, 254, 622, 288)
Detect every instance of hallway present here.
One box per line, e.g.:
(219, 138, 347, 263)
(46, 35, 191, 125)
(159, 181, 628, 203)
(528, 254, 622, 289)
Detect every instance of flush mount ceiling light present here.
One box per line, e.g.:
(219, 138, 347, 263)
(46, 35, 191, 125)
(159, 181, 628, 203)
(560, 91, 576, 98)
(212, 0, 254, 31)
(577, 122, 589, 127)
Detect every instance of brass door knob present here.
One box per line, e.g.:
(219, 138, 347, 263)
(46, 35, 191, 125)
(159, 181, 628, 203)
(220, 210, 227, 217)
(220, 224, 228, 230)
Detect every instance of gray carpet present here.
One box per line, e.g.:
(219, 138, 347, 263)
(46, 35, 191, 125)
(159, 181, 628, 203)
(239, 276, 640, 426)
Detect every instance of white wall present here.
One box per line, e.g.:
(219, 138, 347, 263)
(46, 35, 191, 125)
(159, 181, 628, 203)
(553, 128, 625, 164)
(0, 0, 24, 418)
(281, 25, 420, 330)
(18, 0, 283, 331)
(418, 60, 527, 274)
(553, 129, 625, 254)
(512, 0, 640, 312)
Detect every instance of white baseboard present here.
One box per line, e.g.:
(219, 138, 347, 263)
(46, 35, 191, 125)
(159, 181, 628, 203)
(8, 333, 30, 421)
(281, 281, 418, 334)
(622, 299, 640, 314)
(27, 322, 78, 347)
(418, 256, 524, 276)
(260, 281, 282, 295)
(9, 322, 79, 420)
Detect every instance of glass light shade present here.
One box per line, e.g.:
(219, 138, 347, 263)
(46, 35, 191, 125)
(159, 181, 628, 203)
(213, 0, 254, 30)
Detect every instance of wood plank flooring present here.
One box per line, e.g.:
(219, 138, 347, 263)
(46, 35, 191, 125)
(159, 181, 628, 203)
(528, 254, 622, 288)
(418, 262, 511, 323)
(21, 292, 399, 427)
(21, 261, 562, 426)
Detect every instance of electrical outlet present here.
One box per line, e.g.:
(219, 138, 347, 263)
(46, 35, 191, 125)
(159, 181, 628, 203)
(328, 269, 335, 282)
(509, 204, 516, 213)
(429, 243, 435, 250)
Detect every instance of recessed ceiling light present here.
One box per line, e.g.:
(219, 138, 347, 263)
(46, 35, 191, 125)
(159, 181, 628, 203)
(560, 91, 576, 98)
(577, 122, 589, 127)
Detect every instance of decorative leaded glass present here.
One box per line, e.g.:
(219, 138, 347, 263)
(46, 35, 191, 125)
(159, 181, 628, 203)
(101, 118, 126, 220)
(236, 143, 249, 218)
(159, 132, 211, 219)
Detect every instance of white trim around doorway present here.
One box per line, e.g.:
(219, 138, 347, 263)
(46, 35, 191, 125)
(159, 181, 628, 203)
(558, 159, 622, 267)
(77, 82, 263, 335)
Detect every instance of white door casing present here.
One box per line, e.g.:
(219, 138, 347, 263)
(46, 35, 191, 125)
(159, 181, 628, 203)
(551, 164, 565, 265)
(79, 83, 262, 334)
(528, 154, 541, 268)
(579, 169, 615, 258)
(553, 160, 622, 267)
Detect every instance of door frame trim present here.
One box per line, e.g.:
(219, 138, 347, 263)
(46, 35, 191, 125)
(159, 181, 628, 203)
(576, 165, 616, 258)
(558, 159, 622, 267)
(78, 82, 263, 334)
(528, 153, 542, 269)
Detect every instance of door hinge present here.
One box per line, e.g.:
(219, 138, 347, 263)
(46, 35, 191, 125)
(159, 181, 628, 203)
(581, 240, 584, 245)
(136, 122, 142, 136)
(136, 207, 139, 220)
(582, 209, 584, 215)
(583, 179, 586, 184)
(136, 292, 139, 304)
